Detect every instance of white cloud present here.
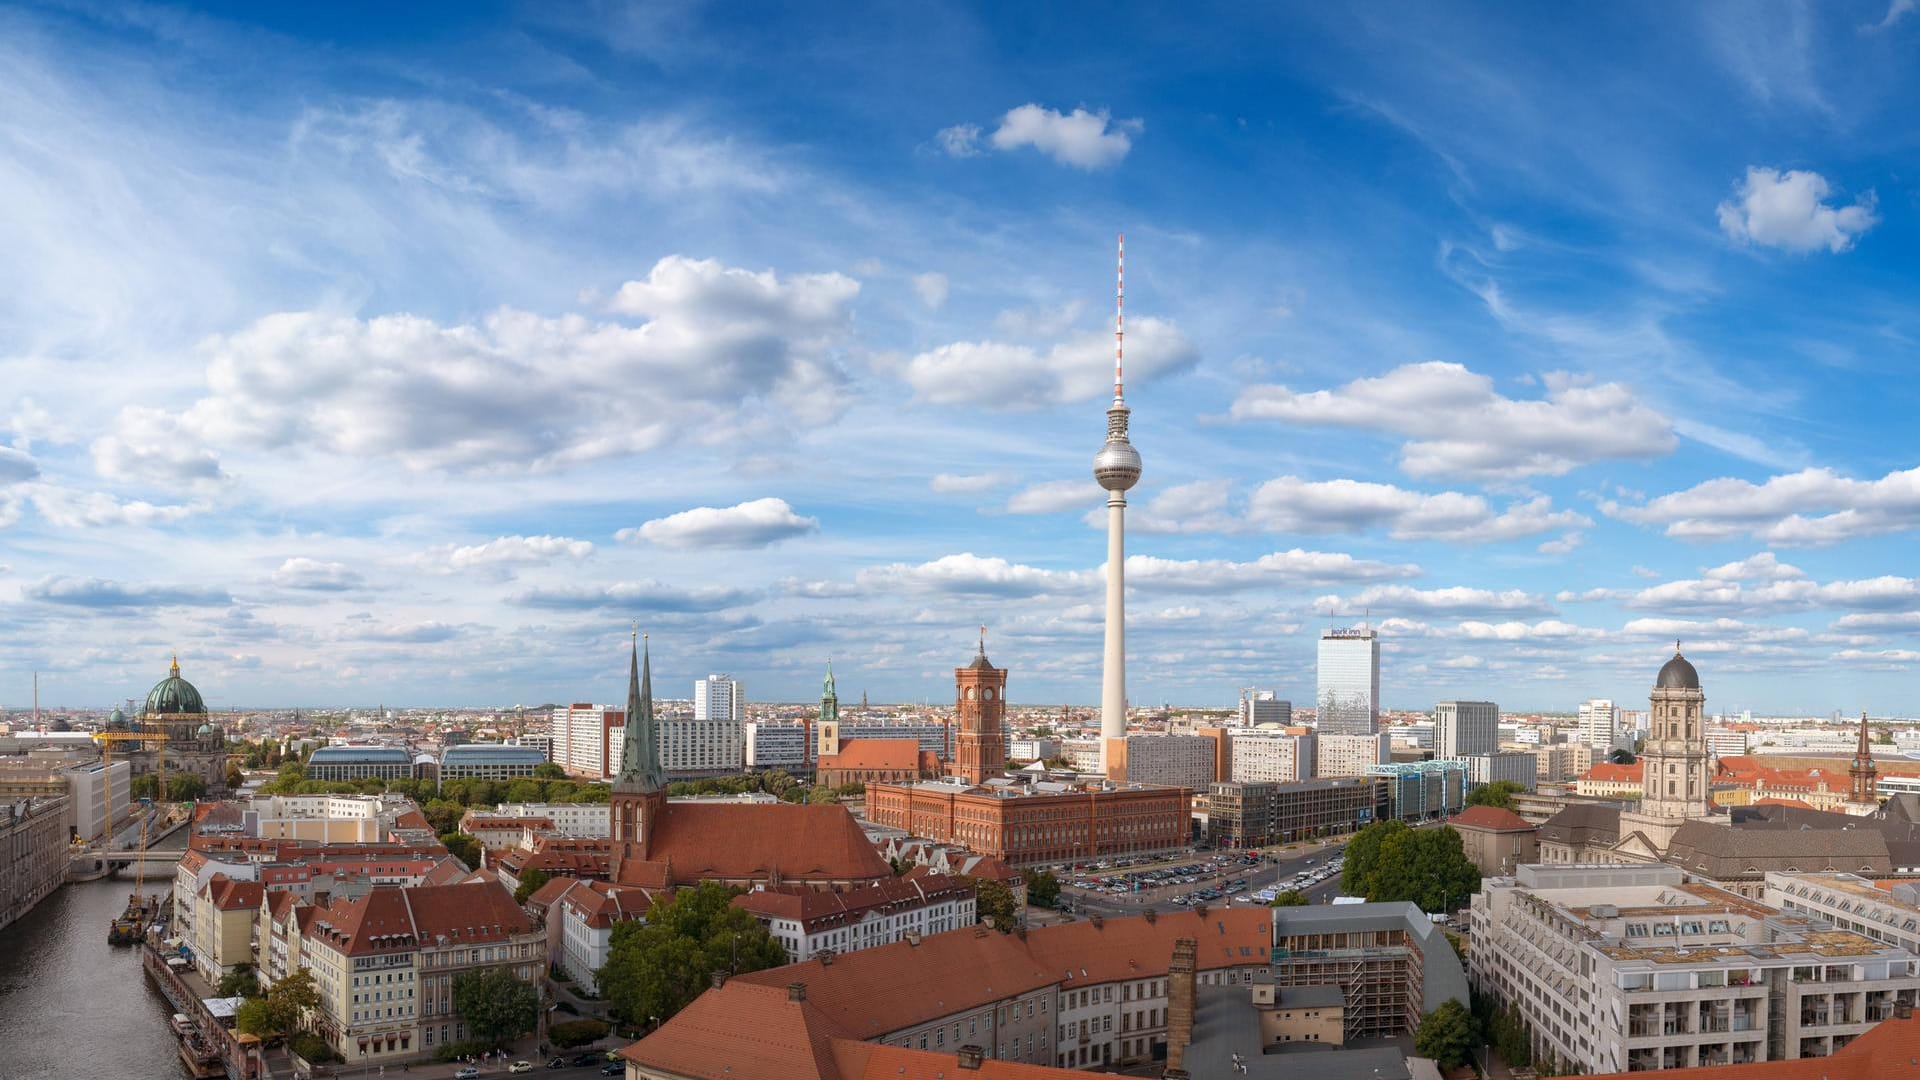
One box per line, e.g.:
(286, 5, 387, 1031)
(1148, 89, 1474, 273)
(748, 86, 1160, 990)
(1453, 619, 1605, 642)
(1833, 611, 1920, 632)
(1229, 362, 1674, 480)
(912, 272, 949, 310)
(1834, 648, 1920, 665)
(1701, 552, 1805, 581)
(1124, 480, 1243, 535)
(901, 316, 1196, 409)
(935, 123, 982, 157)
(184, 255, 858, 472)
(987, 104, 1136, 169)
(415, 535, 595, 575)
(618, 498, 819, 549)
(90, 405, 226, 492)
(1246, 478, 1587, 542)
(271, 558, 363, 591)
(1602, 465, 1920, 546)
(993, 300, 1085, 339)
(1007, 480, 1103, 515)
(930, 473, 1006, 494)
(1314, 585, 1555, 617)
(25, 575, 231, 608)
(1716, 167, 1878, 253)
(1869, 0, 1917, 30)
(1626, 571, 1920, 615)
(1126, 549, 1418, 591)
(855, 554, 1087, 598)
(27, 487, 200, 528)
(1538, 533, 1584, 556)
(780, 578, 863, 599)
(509, 579, 756, 612)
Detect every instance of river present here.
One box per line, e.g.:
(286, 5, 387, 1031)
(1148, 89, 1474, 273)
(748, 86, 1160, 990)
(0, 877, 190, 1079)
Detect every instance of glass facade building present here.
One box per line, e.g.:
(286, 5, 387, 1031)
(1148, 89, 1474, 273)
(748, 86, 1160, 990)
(1316, 627, 1380, 734)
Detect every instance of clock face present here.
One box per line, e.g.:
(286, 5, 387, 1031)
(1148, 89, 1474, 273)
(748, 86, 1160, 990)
(967, 688, 976, 700)
(984, 689, 995, 701)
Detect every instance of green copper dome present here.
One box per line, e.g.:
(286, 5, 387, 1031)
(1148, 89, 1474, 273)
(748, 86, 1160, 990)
(106, 707, 127, 731)
(145, 656, 207, 715)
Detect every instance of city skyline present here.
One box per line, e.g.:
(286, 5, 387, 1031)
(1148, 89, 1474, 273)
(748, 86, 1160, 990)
(4, 5, 1920, 712)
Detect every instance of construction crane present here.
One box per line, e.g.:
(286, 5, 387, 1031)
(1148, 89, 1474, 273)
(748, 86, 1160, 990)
(92, 730, 167, 844)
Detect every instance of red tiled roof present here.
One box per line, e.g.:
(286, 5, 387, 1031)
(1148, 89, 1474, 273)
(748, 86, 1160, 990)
(306, 881, 532, 956)
(833, 1042, 1082, 1080)
(206, 876, 265, 912)
(622, 981, 847, 1080)
(1449, 805, 1535, 832)
(732, 876, 972, 930)
(619, 802, 891, 886)
(1584, 762, 1643, 783)
(818, 738, 922, 771)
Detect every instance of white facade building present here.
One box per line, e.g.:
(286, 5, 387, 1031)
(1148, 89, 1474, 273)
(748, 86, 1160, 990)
(1316, 628, 1380, 734)
(1579, 698, 1620, 750)
(1435, 700, 1498, 758)
(548, 703, 623, 778)
(488, 802, 611, 837)
(1316, 732, 1391, 778)
(693, 674, 745, 724)
(1229, 730, 1315, 784)
(63, 760, 130, 842)
(1707, 728, 1750, 758)
(1473, 864, 1920, 1074)
(732, 875, 976, 963)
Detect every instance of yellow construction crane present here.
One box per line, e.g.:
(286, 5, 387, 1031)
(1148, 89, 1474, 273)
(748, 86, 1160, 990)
(92, 730, 167, 845)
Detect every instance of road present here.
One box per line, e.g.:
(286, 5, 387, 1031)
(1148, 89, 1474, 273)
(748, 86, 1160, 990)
(1044, 840, 1351, 919)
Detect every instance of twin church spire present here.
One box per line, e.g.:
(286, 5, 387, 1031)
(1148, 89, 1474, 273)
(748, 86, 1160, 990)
(615, 627, 666, 794)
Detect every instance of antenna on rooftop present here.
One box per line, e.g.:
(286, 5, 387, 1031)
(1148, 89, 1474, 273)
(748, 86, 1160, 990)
(1114, 232, 1125, 401)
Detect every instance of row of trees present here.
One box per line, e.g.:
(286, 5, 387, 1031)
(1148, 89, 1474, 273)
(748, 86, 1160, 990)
(130, 772, 208, 802)
(665, 769, 864, 804)
(1415, 992, 1557, 1073)
(259, 762, 611, 807)
(1340, 819, 1480, 913)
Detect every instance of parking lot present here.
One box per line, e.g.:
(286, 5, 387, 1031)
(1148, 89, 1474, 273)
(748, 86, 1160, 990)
(1049, 841, 1350, 915)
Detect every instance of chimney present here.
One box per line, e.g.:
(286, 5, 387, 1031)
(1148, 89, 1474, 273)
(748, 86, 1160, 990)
(819, 950, 834, 967)
(956, 1045, 985, 1070)
(1165, 938, 1198, 1074)
(787, 981, 807, 1002)
(711, 971, 728, 989)
(1144, 907, 1157, 924)
(1088, 913, 1103, 928)
(1898, 1001, 1914, 1020)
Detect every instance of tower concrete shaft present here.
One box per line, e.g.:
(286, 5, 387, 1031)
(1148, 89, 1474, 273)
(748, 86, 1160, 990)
(1092, 233, 1140, 775)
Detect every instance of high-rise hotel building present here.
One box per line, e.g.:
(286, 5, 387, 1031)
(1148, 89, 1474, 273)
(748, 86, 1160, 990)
(1316, 627, 1380, 734)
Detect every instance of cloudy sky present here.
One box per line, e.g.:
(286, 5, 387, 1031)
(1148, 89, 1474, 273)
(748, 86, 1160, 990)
(4, 2, 1919, 713)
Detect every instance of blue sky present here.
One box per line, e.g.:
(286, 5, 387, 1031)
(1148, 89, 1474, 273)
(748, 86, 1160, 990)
(3, 1, 1920, 713)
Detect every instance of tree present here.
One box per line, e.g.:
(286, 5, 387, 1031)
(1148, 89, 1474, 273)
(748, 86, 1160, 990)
(441, 831, 481, 871)
(422, 799, 466, 836)
(599, 881, 785, 1026)
(217, 963, 261, 998)
(548, 1018, 610, 1048)
(1876, 729, 1896, 746)
(1343, 820, 1480, 913)
(806, 785, 839, 804)
(452, 966, 538, 1048)
(1414, 999, 1476, 1069)
(1268, 889, 1308, 908)
(264, 760, 307, 794)
(1023, 869, 1061, 909)
(973, 878, 1018, 932)
(236, 968, 320, 1043)
(514, 867, 552, 905)
(505, 778, 546, 804)
(225, 763, 246, 789)
(1609, 749, 1637, 765)
(1465, 780, 1525, 811)
(533, 762, 568, 780)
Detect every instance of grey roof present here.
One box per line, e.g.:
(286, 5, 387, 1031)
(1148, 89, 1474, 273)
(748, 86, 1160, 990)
(1270, 901, 1469, 1014)
(1538, 801, 1622, 844)
(1182, 985, 1411, 1080)
(308, 746, 412, 765)
(1665, 819, 1892, 878)
(1278, 985, 1346, 1009)
(440, 743, 546, 764)
(1656, 649, 1701, 689)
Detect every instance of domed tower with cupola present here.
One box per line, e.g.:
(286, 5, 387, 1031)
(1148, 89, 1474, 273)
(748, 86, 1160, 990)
(133, 655, 229, 795)
(953, 632, 1008, 787)
(1618, 644, 1713, 855)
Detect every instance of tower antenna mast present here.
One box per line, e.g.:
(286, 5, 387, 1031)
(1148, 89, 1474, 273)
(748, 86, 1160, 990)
(1114, 232, 1124, 400)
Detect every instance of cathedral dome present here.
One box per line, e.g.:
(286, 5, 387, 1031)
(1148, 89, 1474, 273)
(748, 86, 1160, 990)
(145, 656, 207, 715)
(106, 707, 128, 732)
(1655, 647, 1700, 690)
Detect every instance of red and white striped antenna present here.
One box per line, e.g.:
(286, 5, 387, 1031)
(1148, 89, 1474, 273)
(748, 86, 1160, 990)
(1114, 232, 1125, 401)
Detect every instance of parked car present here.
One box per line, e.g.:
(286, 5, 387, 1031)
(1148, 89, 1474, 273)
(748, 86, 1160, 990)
(602, 1063, 626, 1075)
(454, 1069, 480, 1080)
(509, 1063, 535, 1075)
(574, 1053, 601, 1067)
(548, 1060, 568, 1071)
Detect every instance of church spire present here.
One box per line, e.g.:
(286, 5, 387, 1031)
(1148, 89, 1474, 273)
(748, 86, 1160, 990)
(615, 627, 665, 793)
(820, 658, 839, 725)
(1851, 710, 1879, 805)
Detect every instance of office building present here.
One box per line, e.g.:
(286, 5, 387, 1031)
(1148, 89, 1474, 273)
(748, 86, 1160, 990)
(1230, 730, 1315, 784)
(305, 746, 414, 782)
(549, 702, 625, 779)
(1009, 737, 1062, 762)
(1464, 751, 1538, 792)
(1435, 700, 1498, 758)
(62, 759, 130, 842)
(1472, 863, 1920, 1073)
(1368, 761, 1466, 822)
(1579, 698, 1619, 750)
(1446, 804, 1537, 876)
(1316, 732, 1391, 778)
(1316, 627, 1380, 734)
(1707, 727, 1750, 758)
(1238, 690, 1290, 728)
(437, 743, 545, 780)
(744, 721, 810, 772)
(1765, 872, 1920, 954)
(1205, 777, 1383, 847)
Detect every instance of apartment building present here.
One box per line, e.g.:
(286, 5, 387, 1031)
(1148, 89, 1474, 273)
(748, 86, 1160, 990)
(731, 874, 976, 962)
(298, 881, 543, 1065)
(1315, 732, 1391, 778)
(1436, 700, 1499, 758)
(0, 794, 70, 932)
(527, 877, 654, 995)
(1115, 732, 1225, 791)
(744, 721, 810, 772)
(1764, 872, 1920, 953)
(486, 801, 610, 837)
(549, 703, 624, 778)
(1230, 730, 1315, 784)
(1464, 750, 1539, 792)
(1471, 864, 1920, 1073)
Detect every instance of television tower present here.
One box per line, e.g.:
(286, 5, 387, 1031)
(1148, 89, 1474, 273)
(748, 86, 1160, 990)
(1093, 234, 1142, 773)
